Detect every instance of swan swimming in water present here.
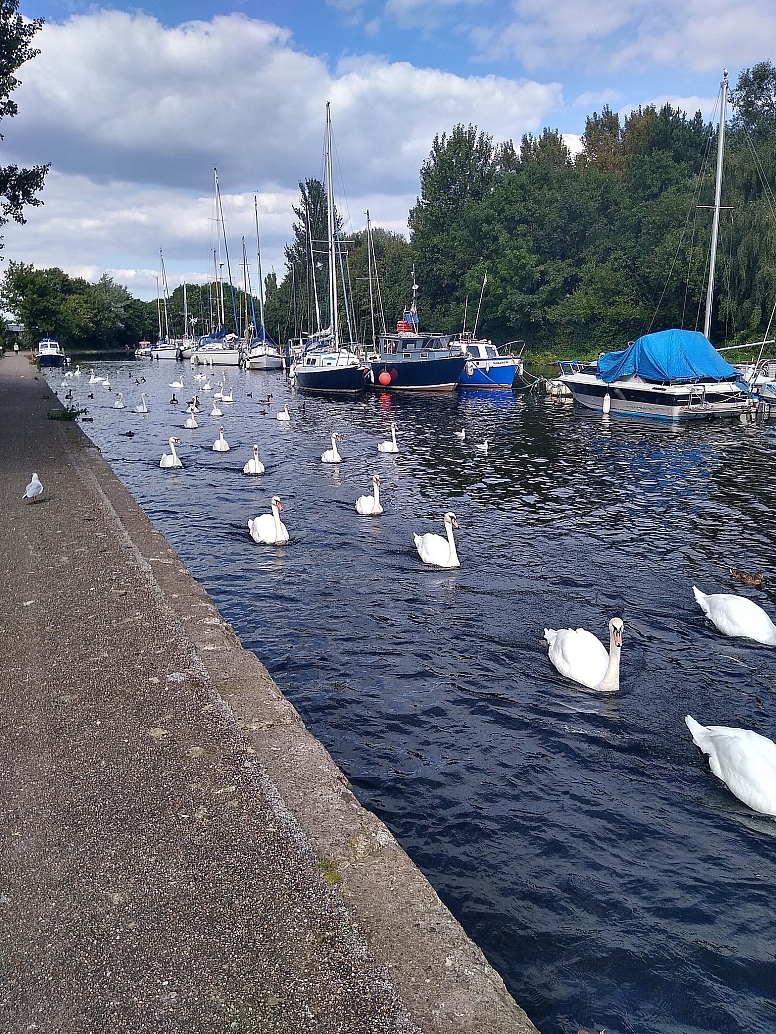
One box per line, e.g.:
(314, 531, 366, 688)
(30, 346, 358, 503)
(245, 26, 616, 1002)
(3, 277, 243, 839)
(544, 617, 623, 692)
(692, 585, 776, 645)
(685, 715, 776, 815)
(321, 433, 342, 463)
(355, 475, 383, 515)
(184, 406, 198, 429)
(88, 369, 99, 384)
(221, 386, 234, 404)
(135, 393, 148, 414)
(169, 377, 184, 389)
(248, 495, 289, 544)
(453, 429, 465, 441)
(159, 437, 182, 469)
(113, 393, 125, 409)
(414, 512, 460, 568)
(23, 472, 43, 502)
(212, 426, 230, 452)
(243, 445, 265, 475)
(210, 401, 222, 418)
(377, 422, 399, 454)
(277, 404, 291, 421)
(474, 439, 488, 455)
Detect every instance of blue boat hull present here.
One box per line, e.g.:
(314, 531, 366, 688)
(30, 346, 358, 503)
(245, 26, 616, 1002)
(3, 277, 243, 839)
(458, 361, 519, 389)
(295, 364, 368, 395)
(371, 354, 466, 391)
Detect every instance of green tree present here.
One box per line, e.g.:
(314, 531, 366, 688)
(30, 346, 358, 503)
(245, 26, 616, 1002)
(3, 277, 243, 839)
(0, 0, 48, 251)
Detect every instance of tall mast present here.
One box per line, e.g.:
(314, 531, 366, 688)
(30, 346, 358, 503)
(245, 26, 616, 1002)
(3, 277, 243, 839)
(325, 102, 338, 347)
(183, 282, 188, 341)
(160, 250, 170, 340)
(305, 194, 321, 332)
(704, 69, 728, 341)
(214, 166, 239, 334)
(254, 195, 266, 333)
(366, 210, 376, 348)
(156, 275, 162, 341)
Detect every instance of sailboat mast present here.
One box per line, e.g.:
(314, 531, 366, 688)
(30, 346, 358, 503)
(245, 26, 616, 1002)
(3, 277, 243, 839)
(156, 276, 162, 341)
(214, 166, 239, 334)
(704, 69, 728, 340)
(366, 210, 376, 348)
(183, 282, 188, 342)
(160, 250, 170, 340)
(254, 195, 266, 332)
(325, 102, 339, 347)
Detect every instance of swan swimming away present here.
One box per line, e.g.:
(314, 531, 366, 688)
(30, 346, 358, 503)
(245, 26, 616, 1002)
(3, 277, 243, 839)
(685, 715, 776, 815)
(544, 617, 623, 692)
(113, 393, 125, 409)
(355, 475, 383, 515)
(23, 472, 43, 502)
(243, 445, 265, 475)
(184, 407, 198, 429)
(377, 422, 399, 454)
(248, 495, 289, 544)
(210, 402, 222, 418)
(414, 512, 460, 568)
(692, 585, 776, 645)
(221, 386, 234, 404)
(135, 393, 148, 414)
(277, 404, 290, 421)
(201, 378, 212, 392)
(321, 432, 342, 463)
(212, 426, 230, 452)
(159, 437, 182, 469)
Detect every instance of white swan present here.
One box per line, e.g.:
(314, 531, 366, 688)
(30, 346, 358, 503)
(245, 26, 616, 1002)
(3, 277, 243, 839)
(221, 386, 234, 404)
(692, 585, 776, 645)
(212, 426, 230, 452)
(159, 436, 182, 469)
(169, 377, 184, 389)
(201, 378, 212, 392)
(454, 429, 465, 440)
(414, 512, 460, 568)
(474, 440, 489, 455)
(685, 715, 776, 815)
(113, 393, 125, 409)
(184, 407, 198, 429)
(248, 495, 289, 544)
(210, 402, 223, 418)
(377, 422, 399, 454)
(135, 393, 149, 414)
(355, 475, 383, 515)
(102, 377, 111, 390)
(72, 364, 81, 377)
(88, 368, 99, 384)
(321, 433, 342, 463)
(214, 380, 224, 400)
(243, 445, 265, 475)
(277, 404, 290, 421)
(544, 617, 623, 692)
(23, 472, 43, 502)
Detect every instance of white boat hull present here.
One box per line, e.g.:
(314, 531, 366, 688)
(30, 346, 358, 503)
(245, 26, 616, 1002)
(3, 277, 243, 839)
(191, 348, 242, 366)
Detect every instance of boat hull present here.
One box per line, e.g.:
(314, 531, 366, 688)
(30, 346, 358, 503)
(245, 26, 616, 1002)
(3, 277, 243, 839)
(191, 349, 242, 366)
(371, 354, 467, 392)
(458, 358, 521, 389)
(37, 353, 66, 368)
(295, 364, 368, 394)
(561, 372, 754, 420)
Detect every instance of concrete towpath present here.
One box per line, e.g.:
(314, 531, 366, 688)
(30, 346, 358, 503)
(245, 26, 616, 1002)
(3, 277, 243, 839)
(0, 351, 538, 1034)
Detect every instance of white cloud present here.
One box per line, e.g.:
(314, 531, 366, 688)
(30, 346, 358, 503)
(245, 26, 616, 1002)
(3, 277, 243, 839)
(471, 0, 776, 74)
(2, 9, 562, 294)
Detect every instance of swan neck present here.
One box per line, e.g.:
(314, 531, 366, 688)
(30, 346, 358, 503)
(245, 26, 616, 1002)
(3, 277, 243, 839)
(273, 503, 282, 534)
(597, 639, 621, 691)
(374, 480, 380, 506)
(446, 522, 459, 564)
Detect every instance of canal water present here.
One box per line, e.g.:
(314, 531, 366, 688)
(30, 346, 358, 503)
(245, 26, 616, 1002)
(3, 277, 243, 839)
(52, 360, 776, 1034)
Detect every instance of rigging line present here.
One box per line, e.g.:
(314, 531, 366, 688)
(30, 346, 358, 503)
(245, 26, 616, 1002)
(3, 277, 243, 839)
(744, 129, 776, 220)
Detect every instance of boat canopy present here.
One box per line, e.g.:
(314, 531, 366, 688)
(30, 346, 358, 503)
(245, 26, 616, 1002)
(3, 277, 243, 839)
(597, 329, 739, 384)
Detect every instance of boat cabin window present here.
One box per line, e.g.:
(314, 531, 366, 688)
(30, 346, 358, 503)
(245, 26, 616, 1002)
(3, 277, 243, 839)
(485, 346, 498, 358)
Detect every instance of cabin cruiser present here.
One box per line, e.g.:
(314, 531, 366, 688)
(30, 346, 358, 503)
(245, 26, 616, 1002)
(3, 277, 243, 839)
(36, 337, 67, 368)
(458, 335, 524, 389)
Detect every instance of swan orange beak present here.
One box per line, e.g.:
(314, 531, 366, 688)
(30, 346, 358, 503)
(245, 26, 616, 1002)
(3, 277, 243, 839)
(613, 627, 622, 647)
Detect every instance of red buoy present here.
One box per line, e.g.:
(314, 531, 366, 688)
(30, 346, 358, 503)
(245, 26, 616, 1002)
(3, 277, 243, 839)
(378, 370, 392, 386)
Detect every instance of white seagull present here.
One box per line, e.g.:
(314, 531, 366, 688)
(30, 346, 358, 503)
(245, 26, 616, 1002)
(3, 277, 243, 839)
(23, 472, 43, 502)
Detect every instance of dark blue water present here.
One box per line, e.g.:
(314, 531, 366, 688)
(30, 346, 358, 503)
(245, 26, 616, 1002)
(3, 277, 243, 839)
(52, 361, 776, 1034)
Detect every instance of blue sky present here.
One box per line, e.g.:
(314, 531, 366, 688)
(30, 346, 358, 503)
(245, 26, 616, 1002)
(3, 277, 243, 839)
(4, 0, 775, 298)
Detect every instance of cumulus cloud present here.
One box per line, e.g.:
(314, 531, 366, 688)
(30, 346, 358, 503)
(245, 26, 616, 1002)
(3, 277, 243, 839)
(2, 9, 562, 294)
(471, 0, 776, 74)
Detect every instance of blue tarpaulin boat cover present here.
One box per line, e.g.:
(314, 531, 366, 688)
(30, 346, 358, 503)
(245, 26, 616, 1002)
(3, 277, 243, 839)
(596, 329, 739, 384)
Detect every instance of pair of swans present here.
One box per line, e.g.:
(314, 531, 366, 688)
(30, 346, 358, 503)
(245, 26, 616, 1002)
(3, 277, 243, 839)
(321, 433, 342, 463)
(544, 618, 623, 692)
(113, 393, 124, 409)
(135, 393, 148, 414)
(160, 437, 182, 468)
(248, 495, 289, 544)
(355, 476, 382, 515)
(243, 445, 265, 475)
(377, 422, 398, 454)
(415, 512, 460, 568)
(213, 427, 230, 452)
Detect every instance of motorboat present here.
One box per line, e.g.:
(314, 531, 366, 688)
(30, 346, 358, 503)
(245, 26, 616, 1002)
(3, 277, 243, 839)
(36, 337, 67, 368)
(558, 329, 755, 420)
(371, 271, 466, 392)
(458, 335, 524, 389)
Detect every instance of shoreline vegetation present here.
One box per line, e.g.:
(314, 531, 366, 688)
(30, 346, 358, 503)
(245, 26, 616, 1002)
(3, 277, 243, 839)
(3, 61, 776, 366)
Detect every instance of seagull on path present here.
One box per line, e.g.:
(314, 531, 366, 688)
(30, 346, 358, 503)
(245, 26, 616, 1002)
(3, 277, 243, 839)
(23, 473, 43, 502)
